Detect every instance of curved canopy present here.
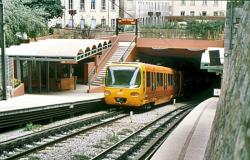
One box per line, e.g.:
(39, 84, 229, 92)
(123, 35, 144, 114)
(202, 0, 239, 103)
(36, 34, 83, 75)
(6, 39, 111, 62)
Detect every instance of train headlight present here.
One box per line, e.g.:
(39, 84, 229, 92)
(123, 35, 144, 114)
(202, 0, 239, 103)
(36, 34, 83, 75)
(104, 90, 111, 96)
(130, 92, 139, 97)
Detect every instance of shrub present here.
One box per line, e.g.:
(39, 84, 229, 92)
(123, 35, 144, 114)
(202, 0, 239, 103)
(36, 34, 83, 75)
(14, 78, 22, 88)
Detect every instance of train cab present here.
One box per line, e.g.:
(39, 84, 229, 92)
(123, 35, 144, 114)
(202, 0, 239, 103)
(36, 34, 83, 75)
(104, 62, 182, 108)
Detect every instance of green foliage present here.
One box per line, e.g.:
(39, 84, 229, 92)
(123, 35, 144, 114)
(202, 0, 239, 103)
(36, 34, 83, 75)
(24, 122, 33, 131)
(13, 78, 21, 88)
(24, 122, 42, 131)
(23, 0, 64, 20)
(186, 20, 225, 39)
(142, 22, 179, 29)
(3, 0, 48, 46)
(229, 0, 245, 6)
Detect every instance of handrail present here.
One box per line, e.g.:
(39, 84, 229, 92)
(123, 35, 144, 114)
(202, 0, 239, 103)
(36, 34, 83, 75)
(120, 36, 136, 62)
(88, 35, 136, 89)
(88, 36, 120, 84)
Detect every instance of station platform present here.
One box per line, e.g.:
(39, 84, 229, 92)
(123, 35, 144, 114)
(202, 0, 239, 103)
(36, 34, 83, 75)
(0, 85, 104, 115)
(151, 97, 218, 160)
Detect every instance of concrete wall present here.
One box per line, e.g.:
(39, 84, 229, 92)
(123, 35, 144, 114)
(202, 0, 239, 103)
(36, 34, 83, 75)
(205, 2, 250, 160)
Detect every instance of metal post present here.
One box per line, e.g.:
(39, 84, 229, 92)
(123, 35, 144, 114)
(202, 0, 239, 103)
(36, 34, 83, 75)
(88, 76, 90, 93)
(135, 18, 138, 36)
(116, 18, 119, 35)
(108, 0, 109, 28)
(71, 15, 73, 28)
(0, 0, 7, 100)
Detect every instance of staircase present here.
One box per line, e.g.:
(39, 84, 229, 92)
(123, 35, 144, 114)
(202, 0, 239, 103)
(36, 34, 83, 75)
(91, 42, 135, 86)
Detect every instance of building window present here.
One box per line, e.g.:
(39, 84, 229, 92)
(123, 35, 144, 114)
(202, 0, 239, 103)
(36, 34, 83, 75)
(202, 11, 207, 16)
(190, 11, 195, 16)
(91, 0, 95, 10)
(111, 19, 115, 29)
(111, 0, 115, 10)
(101, 18, 106, 28)
(101, 0, 106, 10)
(181, 11, 185, 16)
(91, 18, 96, 28)
(220, 12, 224, 16)
(202, 0, 207, 6)
(214, 11, 218, 16)
(214, 0, 218, 6)
(69, 0, 73, 9)
(190, 0, 195, 6)
(181, 0, 185, 6)
(80, 0, 85, 11)
(80, 18, 85, 29)
(68, 18, 74, 28)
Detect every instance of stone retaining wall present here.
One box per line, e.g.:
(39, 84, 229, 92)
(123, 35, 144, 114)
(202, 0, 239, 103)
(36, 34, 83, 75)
(205, 2, 250, 160)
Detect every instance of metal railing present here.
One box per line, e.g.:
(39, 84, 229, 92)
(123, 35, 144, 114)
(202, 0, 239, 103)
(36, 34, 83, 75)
(139, 29, 224, 40)
(120, 36, 136, 62)
(88, 37, 120, 90)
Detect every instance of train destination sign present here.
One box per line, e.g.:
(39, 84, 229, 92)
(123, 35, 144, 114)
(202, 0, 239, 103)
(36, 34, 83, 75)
(118, 18, 137, 25)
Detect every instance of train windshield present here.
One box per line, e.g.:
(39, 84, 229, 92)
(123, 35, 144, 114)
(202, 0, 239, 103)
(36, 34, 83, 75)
(106, 66, 141, 88)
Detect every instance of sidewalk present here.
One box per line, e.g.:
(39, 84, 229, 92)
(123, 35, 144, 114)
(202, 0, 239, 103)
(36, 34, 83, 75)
(0, 85, 104, 113)
(151, 97, 218, 160)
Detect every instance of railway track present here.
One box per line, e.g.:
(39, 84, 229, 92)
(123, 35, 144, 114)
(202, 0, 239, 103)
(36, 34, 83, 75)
(0, 98, 105, 130)
(0, 111, 128, 160)
(91, 102, 198, 160)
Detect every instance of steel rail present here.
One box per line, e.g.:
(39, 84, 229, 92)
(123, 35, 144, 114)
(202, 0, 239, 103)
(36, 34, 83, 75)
(0, 98, 104, 129)
(0, 111, 128, 160)
(91, 102, 198, 160)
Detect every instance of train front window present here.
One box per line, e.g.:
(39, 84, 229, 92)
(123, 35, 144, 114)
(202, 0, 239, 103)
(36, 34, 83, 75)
(106, 66, 141, 88)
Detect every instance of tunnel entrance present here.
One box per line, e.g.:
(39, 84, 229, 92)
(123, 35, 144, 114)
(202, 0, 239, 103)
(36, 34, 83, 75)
(136, 49, 221, 98)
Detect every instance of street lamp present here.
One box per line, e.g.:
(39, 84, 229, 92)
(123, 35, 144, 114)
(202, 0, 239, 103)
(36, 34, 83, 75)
(0, 0, 6, 100)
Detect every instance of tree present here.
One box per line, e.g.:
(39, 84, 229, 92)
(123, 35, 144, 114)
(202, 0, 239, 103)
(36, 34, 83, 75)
(3, 0, 48, 46)
(23, 0, 64, 20)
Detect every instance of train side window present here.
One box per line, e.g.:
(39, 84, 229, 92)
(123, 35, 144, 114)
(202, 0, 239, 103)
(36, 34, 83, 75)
(171, 74, 174, 86)
(151, 72, 154, 91)
(157, 73, 163, 86)
(146, 72, 150, 87)
(170, 74, 173, 86)
(173, 74, 175, 87)
(168, 74, 170, 86)
(157, 73, 159, 86)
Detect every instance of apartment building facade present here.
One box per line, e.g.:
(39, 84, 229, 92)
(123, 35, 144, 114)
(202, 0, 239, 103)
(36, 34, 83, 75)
(122, 0, 171, 25)
(171, 0, 227, 17)
(57, 0, 227, 28)
(60, 0, 120, 29)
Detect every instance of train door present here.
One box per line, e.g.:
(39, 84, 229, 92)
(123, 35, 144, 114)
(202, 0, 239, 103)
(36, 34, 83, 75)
(156, 72, 163, 98)
(152, 72, 156, 97)
(143, 71, 146, 93)
(164, 73, 167, 95)
(146, 72, 152, 101)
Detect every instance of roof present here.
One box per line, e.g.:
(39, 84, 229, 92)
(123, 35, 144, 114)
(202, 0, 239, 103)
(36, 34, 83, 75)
(137, 38, 224, 50)
(6, 39, 111, 62)
(200, 47, 224, 74)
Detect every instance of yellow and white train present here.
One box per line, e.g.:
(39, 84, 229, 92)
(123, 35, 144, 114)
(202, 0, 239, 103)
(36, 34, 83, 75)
(104, 62, 183, 108)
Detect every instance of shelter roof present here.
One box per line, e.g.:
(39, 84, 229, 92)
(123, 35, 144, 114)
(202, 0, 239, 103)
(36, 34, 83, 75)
(6, 39, 111, 62)
(200, 47, 224, 74)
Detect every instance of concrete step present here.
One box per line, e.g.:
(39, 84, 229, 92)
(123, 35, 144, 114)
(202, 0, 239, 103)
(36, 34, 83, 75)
(91, 45, 134, 86)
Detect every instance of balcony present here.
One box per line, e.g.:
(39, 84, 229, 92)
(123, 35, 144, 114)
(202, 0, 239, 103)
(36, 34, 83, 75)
(148, 12, 153, 17)
(156, 12, 161, 17)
